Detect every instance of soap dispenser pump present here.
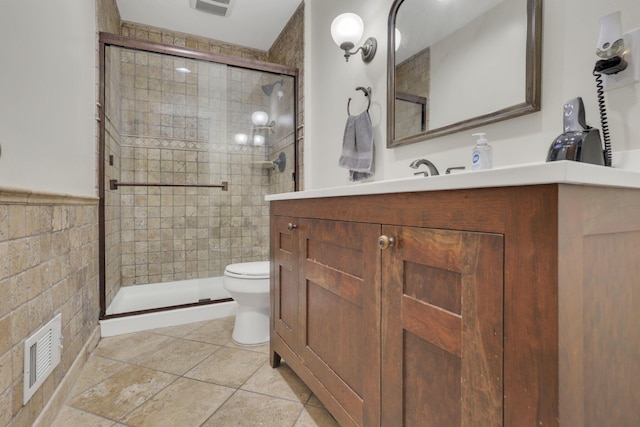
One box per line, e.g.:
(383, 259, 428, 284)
(471, 133, 493, 170)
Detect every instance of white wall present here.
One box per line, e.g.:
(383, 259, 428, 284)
(430, 0, 525, 128)
(305, 0, 640, 190)
(0, 0, 97, 196)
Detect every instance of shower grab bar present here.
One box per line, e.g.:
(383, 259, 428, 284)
(109, 179, 228, 191)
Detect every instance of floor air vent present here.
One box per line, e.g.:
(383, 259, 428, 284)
(190, 0, 233, 17)
(23, 313, 62, 404)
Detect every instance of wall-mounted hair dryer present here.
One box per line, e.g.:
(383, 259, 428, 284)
(546, 97, 604, 166)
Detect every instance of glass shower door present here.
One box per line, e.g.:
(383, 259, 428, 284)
(101, 41, 296, 316)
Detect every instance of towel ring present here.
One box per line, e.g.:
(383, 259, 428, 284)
(347, 86, 372, 116)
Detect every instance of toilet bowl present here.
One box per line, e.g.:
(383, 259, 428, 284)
(223, 261, 270, 345)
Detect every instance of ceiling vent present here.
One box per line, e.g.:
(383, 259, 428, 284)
(189, 0, 233, 17)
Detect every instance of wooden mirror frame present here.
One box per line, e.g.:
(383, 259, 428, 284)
(387, 0, 542, 148)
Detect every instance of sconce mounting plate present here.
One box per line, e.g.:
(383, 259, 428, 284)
(361, 37, 377, 63)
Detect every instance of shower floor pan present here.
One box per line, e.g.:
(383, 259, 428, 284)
(100, 276, 236, 337)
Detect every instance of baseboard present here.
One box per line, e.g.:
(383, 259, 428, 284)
(31, 325, 101, 427)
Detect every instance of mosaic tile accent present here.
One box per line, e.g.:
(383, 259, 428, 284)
(121, 136, 209, 151)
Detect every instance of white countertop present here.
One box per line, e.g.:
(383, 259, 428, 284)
(266, 161, 640, 201)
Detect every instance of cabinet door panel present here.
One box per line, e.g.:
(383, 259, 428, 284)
(405, 332, 462, 426)
(272, 216, 300, 354)
(382, 226, 504, 427)
(299, 219, 381, 427)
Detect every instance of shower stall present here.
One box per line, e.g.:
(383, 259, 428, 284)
(98, 33, 297, 333)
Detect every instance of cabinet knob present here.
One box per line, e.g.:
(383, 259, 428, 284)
(287, 223, 297, 231)
(378, 235, 396, 250)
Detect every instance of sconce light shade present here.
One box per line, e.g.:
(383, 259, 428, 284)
(253, 134, 266, 146)
(251, 111, 269, 126)
(331, 13, 364, 50)
(395, 28, 402, 52)
(331, 13, 377, 63)
(234, 133, 248, 145)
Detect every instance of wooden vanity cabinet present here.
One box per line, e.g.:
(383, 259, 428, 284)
(270, 184, 640, 427)
(271, 215, 381, 426)
(271, 216, 301, 357)
(381, 226, 504, 426)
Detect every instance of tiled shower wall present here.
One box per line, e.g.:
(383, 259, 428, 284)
(108, 44, 285, 288)
(121, 22, 268, 62)
(268, 2, 304, 190)
(264, 74, 297, 195)
(98, 16, 300, 296)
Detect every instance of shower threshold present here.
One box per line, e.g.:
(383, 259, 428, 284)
(100, 276, 236, 337)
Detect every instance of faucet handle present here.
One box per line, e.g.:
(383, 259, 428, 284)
(445, 166, 466, 174)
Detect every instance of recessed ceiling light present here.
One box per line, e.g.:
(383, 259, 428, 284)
(175, 67, 192, 73)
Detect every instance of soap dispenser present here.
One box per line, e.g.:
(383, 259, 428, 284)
(471, 133, 493, 170)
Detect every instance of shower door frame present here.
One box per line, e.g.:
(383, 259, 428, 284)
(98, 32, 299, 319)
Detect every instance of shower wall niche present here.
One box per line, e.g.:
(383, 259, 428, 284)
(100, 34, 297, 316)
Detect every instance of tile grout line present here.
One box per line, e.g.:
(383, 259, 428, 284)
(53, 318, 336, 426)
(65, 355, 134, 400)
(117, 370, 183, 424)
(137, 321, 268, 426)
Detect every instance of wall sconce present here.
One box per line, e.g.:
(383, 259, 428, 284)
(253, 135, 265, 146)
(251, 111, 275, 131)
(330, 13, 377, 63)
(250, 111, 273, 147)
(234, 133, 248, 145)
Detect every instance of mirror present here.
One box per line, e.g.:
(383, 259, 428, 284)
(387, 0, 542, 147)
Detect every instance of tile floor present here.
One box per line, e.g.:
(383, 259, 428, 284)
(51, 317, 339, 427)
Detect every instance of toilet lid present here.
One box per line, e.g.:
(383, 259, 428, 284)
(225, 261, 270, 278)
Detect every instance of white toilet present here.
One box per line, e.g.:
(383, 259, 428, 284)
(223, 261, 270, 345)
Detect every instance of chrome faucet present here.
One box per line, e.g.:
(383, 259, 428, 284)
(409, 159, 439, 176)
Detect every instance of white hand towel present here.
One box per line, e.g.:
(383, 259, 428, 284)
(338, 111, 374, 182)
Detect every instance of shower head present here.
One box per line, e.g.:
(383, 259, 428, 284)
(261, 79, 284, 96)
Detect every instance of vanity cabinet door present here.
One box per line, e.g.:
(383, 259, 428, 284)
(298, 218, 381, 427)
(271, 216, 302, 357)
(381, 226, 504, 427)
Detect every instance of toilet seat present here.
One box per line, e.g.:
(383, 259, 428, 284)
(224, 261, 269, 279)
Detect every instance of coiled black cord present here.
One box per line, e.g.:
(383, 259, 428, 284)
(593, 69, 612, 166)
